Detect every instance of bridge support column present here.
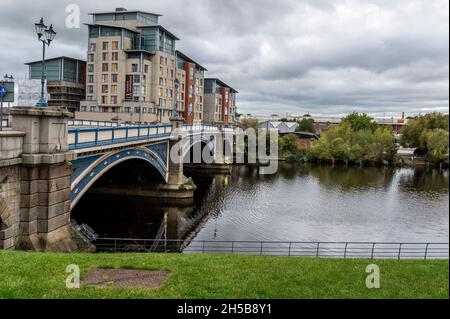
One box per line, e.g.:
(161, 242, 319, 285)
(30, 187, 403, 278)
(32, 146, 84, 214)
(8, 107, 94, 252)
(210, 123, 232, 173)
(162, 116, 196, 194)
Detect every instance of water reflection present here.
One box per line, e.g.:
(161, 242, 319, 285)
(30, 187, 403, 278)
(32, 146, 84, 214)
(72, 164, 449, 247)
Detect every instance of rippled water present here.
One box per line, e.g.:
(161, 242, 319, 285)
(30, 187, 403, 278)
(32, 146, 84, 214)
(73, 164, 449, 243)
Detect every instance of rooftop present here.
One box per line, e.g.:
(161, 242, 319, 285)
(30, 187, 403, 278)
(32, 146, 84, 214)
(24, 56, 86, 65)
(176, 51, 207, 71)
(89, 9, 162, 17)
(206, 78, 239, 93)
(136, 25, 180, 40)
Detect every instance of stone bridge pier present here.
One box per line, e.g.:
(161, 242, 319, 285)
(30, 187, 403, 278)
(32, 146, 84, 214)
(0, 107, 93, 252)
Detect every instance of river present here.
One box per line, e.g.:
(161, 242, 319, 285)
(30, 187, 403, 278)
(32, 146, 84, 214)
(72, 164, 449, 244)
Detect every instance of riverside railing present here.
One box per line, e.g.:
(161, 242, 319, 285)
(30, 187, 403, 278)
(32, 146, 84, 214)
(93, 238, 449, 260)
(68, 124, 172, 150)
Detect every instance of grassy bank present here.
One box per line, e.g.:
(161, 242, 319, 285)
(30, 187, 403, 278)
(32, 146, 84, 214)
(0, 250, 448, 299)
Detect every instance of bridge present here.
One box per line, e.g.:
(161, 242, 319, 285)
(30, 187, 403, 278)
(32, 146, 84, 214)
(0, 107, 235, 252)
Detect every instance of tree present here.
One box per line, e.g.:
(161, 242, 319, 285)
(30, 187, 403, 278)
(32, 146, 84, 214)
(240, 118, 259, 131)
(279, 134, 299, 154)
(400, 113, 449, 152)
(342, 112, 378, 132)
(424, 128, 449, 164)
(296, 118, 316, 133)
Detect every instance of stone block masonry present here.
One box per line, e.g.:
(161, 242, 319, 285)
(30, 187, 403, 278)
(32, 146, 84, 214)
(0, 107, 94, 252)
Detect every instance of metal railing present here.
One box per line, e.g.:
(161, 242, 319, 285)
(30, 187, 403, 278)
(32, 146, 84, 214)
(94, 238, 449, 260)
(68, 119, 151, 127)
(68, 124, 172, 150)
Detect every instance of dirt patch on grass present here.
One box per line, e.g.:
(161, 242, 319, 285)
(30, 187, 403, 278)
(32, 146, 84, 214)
(83, 268, 170, 289)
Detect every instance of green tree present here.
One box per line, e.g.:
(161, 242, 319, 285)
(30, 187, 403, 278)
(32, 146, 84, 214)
(240, 118, 259, 131)
(400, 113, 449, 152)
(279, 134, 299, 154)
(424, 128, 449, 164)
(296, 118, 316, 133)
(342, 112, 378, 132)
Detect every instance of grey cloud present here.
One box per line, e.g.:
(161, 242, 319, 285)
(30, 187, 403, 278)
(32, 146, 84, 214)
(0, 0, 448, 117)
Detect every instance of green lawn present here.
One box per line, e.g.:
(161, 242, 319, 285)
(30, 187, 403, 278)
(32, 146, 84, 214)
(0, 250, 447, 299)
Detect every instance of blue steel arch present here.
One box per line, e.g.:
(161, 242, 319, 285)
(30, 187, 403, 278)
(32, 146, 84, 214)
(70, 147, 167, 210)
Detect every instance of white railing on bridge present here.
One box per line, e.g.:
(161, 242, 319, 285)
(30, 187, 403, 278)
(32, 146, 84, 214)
(68, 124, 173, 150)
(68, 119, 147, 128)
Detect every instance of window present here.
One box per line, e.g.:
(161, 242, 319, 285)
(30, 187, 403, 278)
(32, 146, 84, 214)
(102, 63, 109, 72)
(112, 41, 119, 50)
(134, 97, 140, 102)
(101, 85, 108, 93)
(87, 75, 94, 83)
(111, 63, 118, 72)
(159, 77, 164, 86)
(225, 92, 229, 102)
(132, 64, 138, 72)
(159, 88, 164, 96)
(133, 75, 140, 83)
(102, 41, 109, 50)
(170, 69, 174, 78)
(159, 67, 163, 76)
(111, 85, 118, 93)
(102, 74, 109, 83)
(101, 96, 108, 104)
(90, 106, 98, 112)
(145, 65, 149, 73)
(134, 107, 140, 113)
(87, 85, 94, 94)
(88, 54, 94, 62)
(88, 64, 94, 72)
(102, 52, 109, 61)
(111, 96, 118, 104)
(80, 105, 87, 111)
(189, 67, 194, 80)
(101, 107, 109, 112)
(189, 85, 193, 98)
(111, 52, 118, 61)
(160, 56, 164, 65)
(124, 107, 131, 113)
(89, 43, 96, 52)
(111, 74, 118, 83)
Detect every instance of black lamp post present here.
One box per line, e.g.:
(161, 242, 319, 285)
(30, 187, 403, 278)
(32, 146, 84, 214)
(35, 18, 56, 107)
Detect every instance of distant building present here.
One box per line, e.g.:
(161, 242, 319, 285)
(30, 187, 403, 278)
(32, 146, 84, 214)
(204, 78, 238, 125)
(176, 51, 206, 124)
(25, 56, 86, 112)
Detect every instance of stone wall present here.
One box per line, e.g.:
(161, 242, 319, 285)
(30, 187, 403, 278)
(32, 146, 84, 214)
(0, 131, 25, 249)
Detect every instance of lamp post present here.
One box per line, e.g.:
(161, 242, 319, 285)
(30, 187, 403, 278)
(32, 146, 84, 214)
(34, 18, 56, 107)
(0, 74, 14, 131)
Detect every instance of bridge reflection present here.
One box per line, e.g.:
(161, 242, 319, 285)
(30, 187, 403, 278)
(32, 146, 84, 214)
(71, 168, 230, 252)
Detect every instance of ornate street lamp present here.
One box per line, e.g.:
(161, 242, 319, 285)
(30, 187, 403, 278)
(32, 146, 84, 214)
(35, 18, 56, 107)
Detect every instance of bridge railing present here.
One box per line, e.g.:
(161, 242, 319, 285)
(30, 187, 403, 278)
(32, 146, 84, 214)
(68, 119, 147, 127)
(182, 124, 220, 133)
(93, 238, 449, 260)
(68, 124, 172, 150)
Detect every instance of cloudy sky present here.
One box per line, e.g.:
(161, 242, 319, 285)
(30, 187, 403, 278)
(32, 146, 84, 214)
(0, 0, 448, 117)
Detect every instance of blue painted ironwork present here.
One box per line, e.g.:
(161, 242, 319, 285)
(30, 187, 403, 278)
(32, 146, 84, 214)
(70, 146, 168, 208)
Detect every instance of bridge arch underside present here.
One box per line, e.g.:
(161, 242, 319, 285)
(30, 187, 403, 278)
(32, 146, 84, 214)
(70, 147, 167, 210)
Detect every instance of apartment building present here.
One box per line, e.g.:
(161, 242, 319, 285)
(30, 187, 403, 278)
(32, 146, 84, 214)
(25, 56, 86, 112)
(175, 51, 207, 124)
(203, 78, 238, 125)
(78, 8, 180, 123)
